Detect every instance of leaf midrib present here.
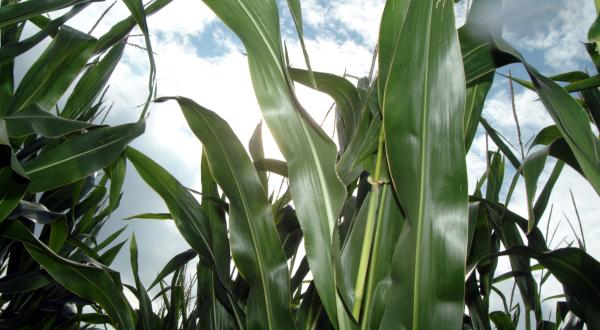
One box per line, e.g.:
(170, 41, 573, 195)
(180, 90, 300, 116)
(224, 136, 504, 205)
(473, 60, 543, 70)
(412, 4, 434, 329)
(25, 128, 128, 174)
(196, 108, 277, 330)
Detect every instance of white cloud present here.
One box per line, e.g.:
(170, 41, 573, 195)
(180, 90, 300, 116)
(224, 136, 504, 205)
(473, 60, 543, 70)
(484, 87, 553, 144)
(504, 0, 596, 71)
(147, 0, 216, 37)
(328, 0, 385, 46)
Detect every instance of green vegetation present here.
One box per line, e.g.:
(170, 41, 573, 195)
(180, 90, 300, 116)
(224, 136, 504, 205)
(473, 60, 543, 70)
(0, 0, 599, 329)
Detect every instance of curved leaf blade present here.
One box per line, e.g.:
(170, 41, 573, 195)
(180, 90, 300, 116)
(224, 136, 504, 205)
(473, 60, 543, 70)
(22, 121, 144, 192)
(0, 221, 135, 329)
(159, 96, 294, 329)
(126, 147, 221, 280)
(1, 104, 94, 138)
(201, 1, 350, 326)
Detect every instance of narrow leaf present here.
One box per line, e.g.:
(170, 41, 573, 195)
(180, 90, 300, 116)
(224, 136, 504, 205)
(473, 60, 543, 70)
(159, 97, 295, 329)
(22, 121, 144, 192)
(201, 1, 350, 326)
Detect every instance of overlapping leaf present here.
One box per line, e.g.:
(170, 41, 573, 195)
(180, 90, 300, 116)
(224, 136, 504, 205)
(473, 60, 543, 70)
(201, 1, 350, 326)
(159, 96, 294, 329)
(379, 1, 469, 328)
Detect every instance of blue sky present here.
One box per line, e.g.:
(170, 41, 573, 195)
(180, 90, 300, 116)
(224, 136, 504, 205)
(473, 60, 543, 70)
(23, 0, 599, 322)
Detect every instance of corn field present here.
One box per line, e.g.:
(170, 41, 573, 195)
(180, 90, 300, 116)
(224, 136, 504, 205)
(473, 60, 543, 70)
(0, 0, 599, 329)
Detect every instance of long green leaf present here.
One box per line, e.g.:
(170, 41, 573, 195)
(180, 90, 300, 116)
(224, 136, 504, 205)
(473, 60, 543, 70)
(6, 26, 96, 115)
(130, 234, 156, 330)
(0, 3, 88, 64)
(62, 40, 126, 120)
(249, 122, 268, 190)
(0, 0, 88, 28)
(159, 96, 294, 329)
(336, 107, 381, 185)
(378, 1, 468, 329)
(464, 74, 494, 151)
(0, 0, 23, 116)
(201, 1, 350, 326)
(0, 220, 135, 329)
(360, 186, 404, 329)
(284, 0, 316, 88)
(22, 121, 144, 192)
(460, 0, 600, 195)
(0, 271, 51, 293)
(149, 249, 197, 290)
(126, 147, 223, 282)
(476, 246, 600, 328)
(522, 148, 548, 233)
(0, 119, 29, 221)
(200, 150, 230, 278)
(1, 103, 94, 138)
(124, 213, 171, 221)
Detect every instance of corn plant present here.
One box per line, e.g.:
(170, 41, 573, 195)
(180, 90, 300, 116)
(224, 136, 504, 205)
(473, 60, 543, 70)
(0, 0, 172, 328)
(121, 0, 600, 329)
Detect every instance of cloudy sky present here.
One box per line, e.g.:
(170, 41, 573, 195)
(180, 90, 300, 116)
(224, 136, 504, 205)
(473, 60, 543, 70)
(19, 0, 599, 322)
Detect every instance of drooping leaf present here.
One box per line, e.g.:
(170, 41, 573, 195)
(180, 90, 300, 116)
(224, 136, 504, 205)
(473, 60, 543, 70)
(480, 118, 521, 170)
(7, 201, 63, 224)
(253, 158, 288, 178)
(289, 67, 361, 150)
(22, 121, 144, 192)
(200, 1, 350, 326)
(249, 122, 268, 190)
(1, 103, 94, 138)
(149, 249, 197, 290)
(126, 147, 223, 282)
(0, 220, 135, 329)
(462, 0, 600, 195)
(158, 96, 295, 329)
(478, 246, 600, 328)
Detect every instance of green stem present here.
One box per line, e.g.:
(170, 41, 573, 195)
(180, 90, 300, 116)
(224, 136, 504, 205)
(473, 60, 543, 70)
(525, 308, 531, 330)
(360, 184, 389, 329)
(595, 0, 600, 13)
(352, 128, 385, 319)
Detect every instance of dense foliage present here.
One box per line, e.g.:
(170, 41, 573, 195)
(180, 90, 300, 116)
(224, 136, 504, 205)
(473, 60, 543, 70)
(0, 0, 599, 329)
